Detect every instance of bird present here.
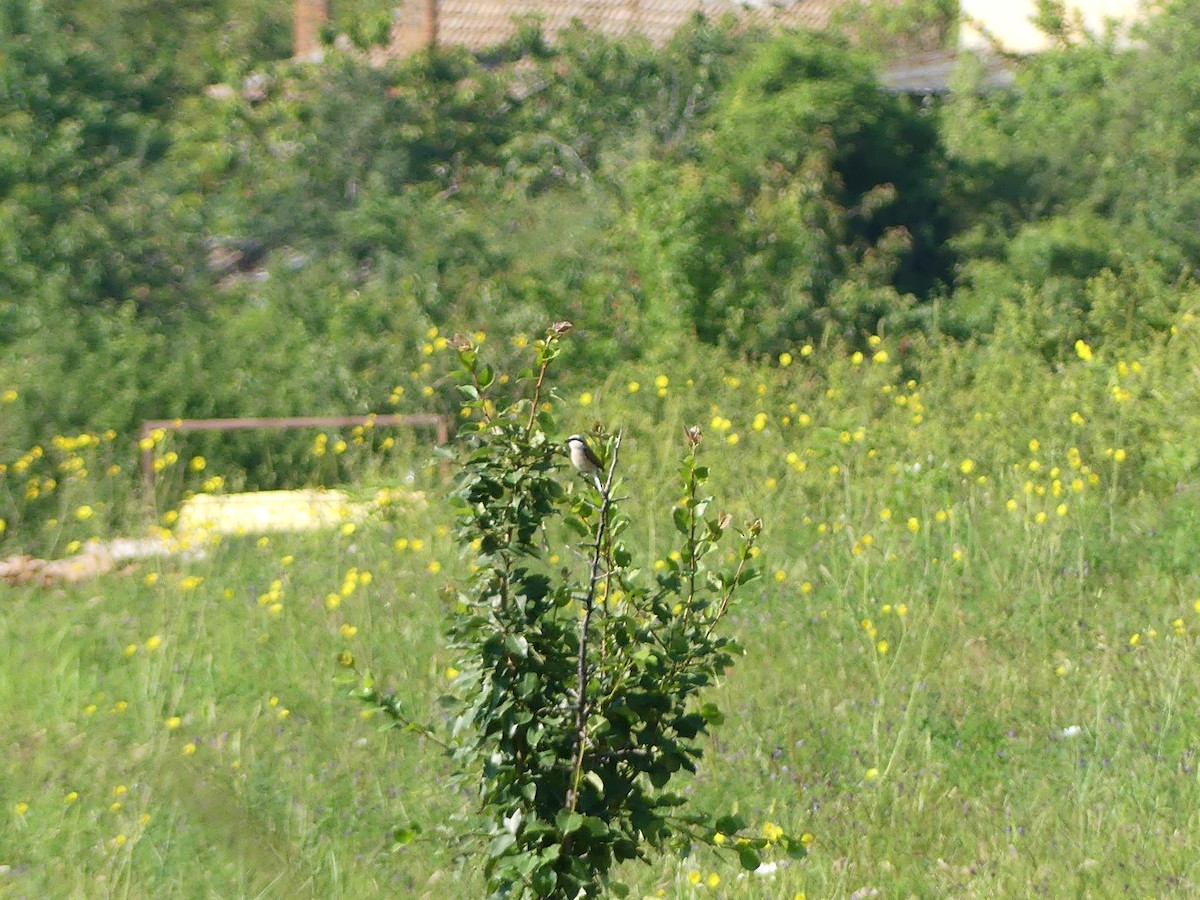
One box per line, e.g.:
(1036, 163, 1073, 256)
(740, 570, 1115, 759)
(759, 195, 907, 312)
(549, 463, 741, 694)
(566, 434, 603, 491)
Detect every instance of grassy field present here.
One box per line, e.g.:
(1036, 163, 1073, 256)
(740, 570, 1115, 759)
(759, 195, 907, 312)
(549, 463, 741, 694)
(4, 325, 1200, 898)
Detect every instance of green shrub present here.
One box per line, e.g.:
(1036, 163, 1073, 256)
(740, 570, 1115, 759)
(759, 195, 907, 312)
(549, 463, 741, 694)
(355, 325, 803, 897)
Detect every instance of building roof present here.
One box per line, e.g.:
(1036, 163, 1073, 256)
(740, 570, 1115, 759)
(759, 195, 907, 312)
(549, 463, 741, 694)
(400, 1, 841, 55)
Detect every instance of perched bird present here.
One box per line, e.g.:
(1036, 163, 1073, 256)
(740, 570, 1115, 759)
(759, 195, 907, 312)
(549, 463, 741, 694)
(566, 434, 603, 491)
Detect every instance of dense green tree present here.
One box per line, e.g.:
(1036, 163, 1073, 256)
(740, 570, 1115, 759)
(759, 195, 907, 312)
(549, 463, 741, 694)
(1101, 1, 1200, 272)
(631, 33, 952, 354)
(830, 0, 958, 58)
(0, 0, 206, 328)
(940, 2, 1200, 344)
(48, 0, 292, 88)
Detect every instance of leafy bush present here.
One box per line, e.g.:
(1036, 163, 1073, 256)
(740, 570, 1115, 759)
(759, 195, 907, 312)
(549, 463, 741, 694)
(356, 326, 803, 897)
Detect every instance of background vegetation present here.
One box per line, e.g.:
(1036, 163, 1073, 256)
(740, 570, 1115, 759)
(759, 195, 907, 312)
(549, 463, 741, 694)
(4, 0, 1200, 896)
(6, 0, 1197, 483)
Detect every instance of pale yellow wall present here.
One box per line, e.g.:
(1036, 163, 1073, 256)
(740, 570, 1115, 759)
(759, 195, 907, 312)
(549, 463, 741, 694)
(961, 0, 1145, 52)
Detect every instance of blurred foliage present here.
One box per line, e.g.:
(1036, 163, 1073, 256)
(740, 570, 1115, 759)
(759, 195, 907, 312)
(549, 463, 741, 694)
(831, 0, 959, 58)
(3, 0, 1200, 486)
(0, 0, 205, 324)
(630, 32, 952, 355)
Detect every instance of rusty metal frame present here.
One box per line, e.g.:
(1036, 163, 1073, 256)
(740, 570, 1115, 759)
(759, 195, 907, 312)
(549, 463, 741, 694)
(138, 414, 451, 498)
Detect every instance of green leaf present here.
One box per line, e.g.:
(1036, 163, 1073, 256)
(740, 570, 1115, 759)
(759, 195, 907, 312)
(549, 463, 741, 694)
(673, 506, 690, 534)
(515, 852, 541, 877)
(783, 836, 809, 859)
(678, 460, 695, 483)
(714, 814, 747, 834)
(518, 672, 541, 698)
(584, 771, 605, 797)
(738, 845, 762, 870)
(563, 515, 590, 537)
(555, 809, 585, 835)
(505, 634, 529, 658)
(531, 865, 558, 894)
(737, 568, 761, 586)
(581, 816, 609, 837)
(699, 702, 725, 725)
(654, 793, 687, 807)
(478, 365, 494, 388)
(392, 824, 421, 847)
(675, 713, 706, 739)
(489, 831, 516, 858)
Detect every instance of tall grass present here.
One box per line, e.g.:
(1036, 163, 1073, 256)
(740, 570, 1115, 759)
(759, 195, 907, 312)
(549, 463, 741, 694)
(3, 320, 1200, 896)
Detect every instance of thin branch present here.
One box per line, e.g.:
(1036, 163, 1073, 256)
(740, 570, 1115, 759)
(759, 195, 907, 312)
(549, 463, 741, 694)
(704, 532, 758, 641)
(524, 355, 551, 437)
(364, 684, 452, 751)
(566, 432, 622, 811)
